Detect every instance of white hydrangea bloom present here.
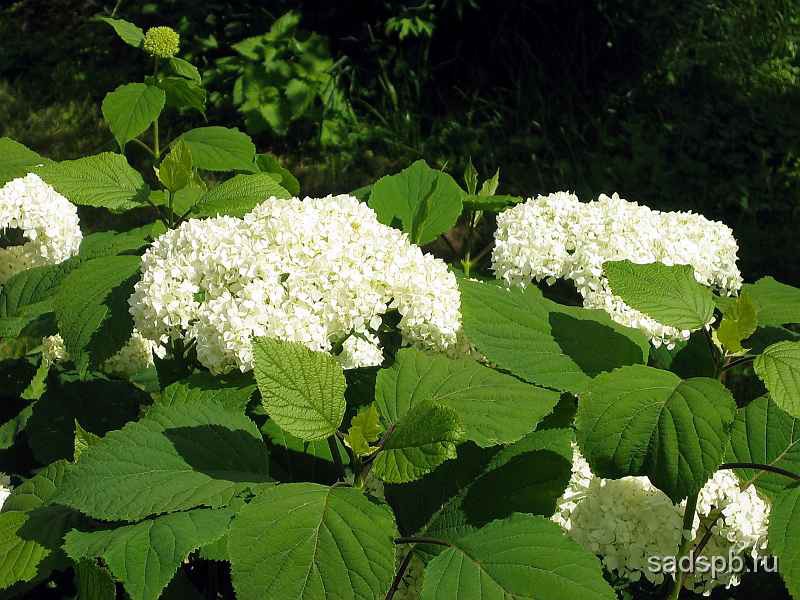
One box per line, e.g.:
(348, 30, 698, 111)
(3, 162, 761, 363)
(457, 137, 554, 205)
(0, 473, 11, 509)
(336, 334, 384, 370)
(554, 446, 770, 593)
(0, 173, 82, 284)
(493, 192, 742, 347)
(130, 195, 462, 374)
(41, 332, 156, 376)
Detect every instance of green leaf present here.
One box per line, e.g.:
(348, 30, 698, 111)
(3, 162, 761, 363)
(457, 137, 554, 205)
(54, 255, 140, 375)
(157, 371, 256, 413)
(252, 337, 346, 441)
(371, 401, 463, 483)
(78, 228, 151, 260)
(178, 127, 256, 172)
(64, 508, 233, 600)
(74, 420, 101, 462)
(96, 16, 144, 48)
(157, 139, 192, 193)
(754, 341, 800, 417)
(376, 348, 560, 447)
(463, 158, 478, 195)
(478, 168, 500, 196)
(0, 405, 33, 450)
(420, 514, 616, 600)
(727, 395, 800, 498)
(576, 364, 737, 502)
(102, 83, 165, 150)
(167, 57, 201, 83)
(462, 194, 522, 212)
(744, 276, 800, 327)
(37, 153, 150, 211)
(255, 153, 300, 196)
(0, 138, 51, 185)
(52, 402, 270, 521)
(717, 291, 758, 353)
(604, 260, 715, 330)
(768, 484, 800, 598)
(0, 462, 78, 590)
(191, 173, 290, 218)
(345, 403, 383, 456)
(156, 76, 206, 115)
(368, 160, 463, 245)
(229, 483, 397, 600)
(20, 359, 49, 401)
(75, 560, 116, 600)
(0, 260, 77, 320)
(459, 279, 649, 393)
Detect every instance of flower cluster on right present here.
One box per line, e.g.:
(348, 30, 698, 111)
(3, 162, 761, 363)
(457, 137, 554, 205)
(492, 192, 743, 348)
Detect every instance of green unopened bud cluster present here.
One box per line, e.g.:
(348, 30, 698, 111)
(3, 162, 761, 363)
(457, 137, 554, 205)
(143, 26, 180, 58)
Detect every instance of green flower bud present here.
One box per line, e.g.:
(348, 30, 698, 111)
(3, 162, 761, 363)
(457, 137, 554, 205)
(143, 26, 180, 58)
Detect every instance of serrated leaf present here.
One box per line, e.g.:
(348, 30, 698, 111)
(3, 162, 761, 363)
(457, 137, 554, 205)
(96, 16, 144, 47)
(156, 76, 206, 115)
(0, 138, 51, 185)
(252, 337, 346, 441)
(255, 153, 300, 196)
(178, 127, 256, 172)
(478, 167, 500, 196)
(0, 462, 78, 590)
(102, 83, 165, 150)
(728, 395, 800, 498)
(717, 291, 758, 354)
(64, 508, 233, 600)
(604, 260, 714, 330)
(420, 514, 616, 600)
(0, 260, 79, 319)
(157, 371, 256, 412)
(74, 420, 101, 462)
(459, 279, 649, 394)
(744, 276, 800, 327)
(75, 560, 116, 600)
(754, 341, 800, 417)
(54, 255, 140, 375)
(78, 228, 150, 260)
(229, 483, 397, 600)
(261, 420, 349, 483)
(462, 194, 522, 212)
(0, 404, 33, 450)
(372, 401, 464, 483)
(463, 158, 478, 195)
(167, 57, 201, 83)
(768, 484, 800, 598)
(52, 402, 270, 521)
(376, 348, 560, 447)
(345, 404, 383, 456)
(157, 140, 192, 193)
(20, 359, 48, 401)
(37, 153, 150, 211)
(191, 173, 290, 218)
(577, 364, 737, 502)
(368, 160, 463, 245)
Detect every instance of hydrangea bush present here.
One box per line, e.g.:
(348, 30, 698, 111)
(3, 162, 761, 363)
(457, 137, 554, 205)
(1, 15, 800, 600)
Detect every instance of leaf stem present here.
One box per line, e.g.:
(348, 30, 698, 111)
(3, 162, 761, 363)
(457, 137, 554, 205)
(385, 550, 414, 600)
(327, 436, 345, 480)
(718, 462, 800, 482)
(721, 355, 755, 372)
(395, 536, 451, 547)
(665, 491, 699, 600)
(152, 58, 161, 159)
(130, 137, 156, 158)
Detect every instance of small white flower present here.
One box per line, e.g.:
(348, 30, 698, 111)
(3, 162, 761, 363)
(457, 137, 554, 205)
(0, 473, 12, 509)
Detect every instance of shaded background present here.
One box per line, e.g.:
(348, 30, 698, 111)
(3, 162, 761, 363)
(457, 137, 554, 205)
(1, 0, 798, 286)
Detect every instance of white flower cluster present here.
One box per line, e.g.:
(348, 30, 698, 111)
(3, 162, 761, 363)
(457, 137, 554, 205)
(0, 174, 82, 285)
(0, 473, 12, 509)
(130, 195, 462, 374)
(42, 332, 156, 377)
(553, 446, 770, 593)
(492, 192, 742, 347)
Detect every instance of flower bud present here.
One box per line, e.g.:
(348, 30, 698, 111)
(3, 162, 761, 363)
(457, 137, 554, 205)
(143, 26, 180, 58)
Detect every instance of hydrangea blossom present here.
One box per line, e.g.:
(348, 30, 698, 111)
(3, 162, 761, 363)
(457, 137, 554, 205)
(42, 332, 157, 377)
(492, 192, 742, 347)
(0, 173, 82, 285)
(554, 446, 770, 593)
(0, 473, 11, 509)
(130, 195, 462, 374)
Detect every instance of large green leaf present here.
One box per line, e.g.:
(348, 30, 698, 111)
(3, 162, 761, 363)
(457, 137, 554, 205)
(96, 16, 144, 47)
(52, 403, 270, 521)
(37, 153, 149, 211)
(229, 483, 397, 600)
(376, 348, 559, 447)
(0, 259, 78, 320)
(54, 255, 140, 375)
(768, 484, 800, 598)
(64, 508, 233, 600)
(459, 279, 648, 393)
(157, 371, 256, 413)
(754, 341, 800, 417)
(177, 127, 256, 172)
(372, 401, 464, 483)
(191, 173, 290, 218)
(604, 260, 714, 330)
(368, 160, 463, 245)
(0, 138, 51, 185)
(252, 337, 346, 441)
(576, 364, 737, 501)
(420, 514, 616, 600)
(727, 395, 800, 498)
(0, 462, 78, 590)
(102, 83, 165, 150)
(156, 76, 206, 115)
(744, 276, 800, 327)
